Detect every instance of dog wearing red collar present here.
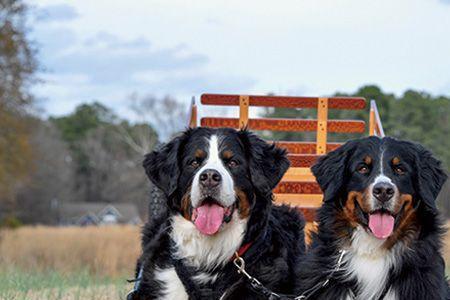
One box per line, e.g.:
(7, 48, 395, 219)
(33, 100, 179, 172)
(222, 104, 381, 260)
(128, 128, 305, 300)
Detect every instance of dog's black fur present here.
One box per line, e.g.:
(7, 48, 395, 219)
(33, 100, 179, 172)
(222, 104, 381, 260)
(296, 136, 449, 300)
(129, 127, 305, 300)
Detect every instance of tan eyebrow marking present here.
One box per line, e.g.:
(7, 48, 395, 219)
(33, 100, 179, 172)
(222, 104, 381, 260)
(392, 157, 400, 165)
(195, 149, 206, 158)
(364, 156, 372, 165)
(222, 150, 233, 160)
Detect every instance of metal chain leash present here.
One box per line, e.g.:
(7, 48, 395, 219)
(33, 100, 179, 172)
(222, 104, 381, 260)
(232, 250, 347, 300)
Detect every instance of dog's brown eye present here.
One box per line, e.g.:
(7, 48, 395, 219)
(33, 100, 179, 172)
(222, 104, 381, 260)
(358, 165, 369, 174)
(191, 160, 200, 168)
(228, 160, 239, 168)
(394, 166, 405, 175)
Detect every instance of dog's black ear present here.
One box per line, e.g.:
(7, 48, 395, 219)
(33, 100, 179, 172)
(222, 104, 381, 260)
(311, 140, 356, 202)
(414, 143, 448, 210)
(143, 134, 185, 197)
(239, 130, 290, 195)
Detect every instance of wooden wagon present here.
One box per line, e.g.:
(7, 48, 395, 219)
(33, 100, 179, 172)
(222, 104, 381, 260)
(188, 94, 384, 222)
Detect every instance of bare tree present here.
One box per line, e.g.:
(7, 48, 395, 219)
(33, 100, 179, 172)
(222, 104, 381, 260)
(114, 94, 190, 224)
(116, 121, 157, 156)
(15, 120, 76, 224)
(129, 94, 189, 141)
(79, 125, 149, 212)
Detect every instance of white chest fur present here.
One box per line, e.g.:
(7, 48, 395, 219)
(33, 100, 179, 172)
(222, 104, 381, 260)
(155, 213, 247, 299)
(343, 226, 399, 300)
(170, 212, 247, 270)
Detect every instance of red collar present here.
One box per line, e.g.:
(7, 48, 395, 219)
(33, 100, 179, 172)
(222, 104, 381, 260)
(231, 242, 252, 261)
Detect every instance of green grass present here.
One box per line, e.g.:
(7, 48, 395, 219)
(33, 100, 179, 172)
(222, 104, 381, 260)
(0, 269, 131, 300)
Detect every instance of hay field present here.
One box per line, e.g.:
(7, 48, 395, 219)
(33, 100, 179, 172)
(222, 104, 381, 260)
(0, 225, 141, 300)
(0, 225, 141, 277)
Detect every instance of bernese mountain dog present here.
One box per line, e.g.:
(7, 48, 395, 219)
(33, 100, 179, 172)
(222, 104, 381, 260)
(296, 136, 449, 299)
(128, 127, 305, 300)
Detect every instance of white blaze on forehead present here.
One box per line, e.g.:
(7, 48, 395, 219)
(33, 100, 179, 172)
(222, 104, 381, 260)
(368, 149, 398, 211)
(190, 134, 235, 208)
(372, 149, 393, 187)
(374, 148, 392, 184)
(206, 135, 221, 166)
(379, 149, 384, 174)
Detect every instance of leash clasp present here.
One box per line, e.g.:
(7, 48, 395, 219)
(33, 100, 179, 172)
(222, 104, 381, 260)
(233, 253, 253, 281)
(232, 252, 281, 299)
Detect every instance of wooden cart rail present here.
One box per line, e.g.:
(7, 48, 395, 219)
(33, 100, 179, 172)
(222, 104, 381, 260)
(189, 94, 385, 222)
(201, 118, 366, 133)
(201, 94, 366, 110)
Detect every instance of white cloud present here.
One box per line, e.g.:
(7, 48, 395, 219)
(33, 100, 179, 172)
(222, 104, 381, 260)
(29, 0, 450, 118)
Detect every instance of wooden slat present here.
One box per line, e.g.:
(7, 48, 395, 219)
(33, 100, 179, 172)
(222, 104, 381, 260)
(288, 154, 320, 167)
(274, 194, 323, 206)
(201, 94, 366, 110)
(201, 118, 365, 133)
(239, 95, 249, 129)
(274, 181, 322, 194)
(281, 167, 316, 182)
(316, 98, 328, 154)
(275, 141, 342, 154)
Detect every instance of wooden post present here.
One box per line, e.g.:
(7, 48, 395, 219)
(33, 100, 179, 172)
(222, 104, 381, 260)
(189, 96, 197, 128)
(316, 98, 328, 154)
(369, 99, 385, 137)
(239, 95, 249, 129)
(369, 103, 375, 136)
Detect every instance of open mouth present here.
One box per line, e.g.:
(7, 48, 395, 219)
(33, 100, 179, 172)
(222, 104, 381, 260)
(354, 199, 400, 240)
(191, 197, 234, 236)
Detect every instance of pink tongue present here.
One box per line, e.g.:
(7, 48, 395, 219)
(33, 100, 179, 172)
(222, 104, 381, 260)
(193, 203, 225, 235)
(368, 213, 395, 239)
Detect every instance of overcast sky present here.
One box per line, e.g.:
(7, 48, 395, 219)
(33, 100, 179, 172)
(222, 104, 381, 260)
(29, 0, 450, 118)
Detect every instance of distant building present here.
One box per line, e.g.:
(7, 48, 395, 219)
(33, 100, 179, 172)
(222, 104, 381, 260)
(59, 203, 142, 226)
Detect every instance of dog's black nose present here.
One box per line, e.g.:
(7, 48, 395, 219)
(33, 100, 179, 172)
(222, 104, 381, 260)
(372, 182, 395, 202)
(199, 169, 222, 188)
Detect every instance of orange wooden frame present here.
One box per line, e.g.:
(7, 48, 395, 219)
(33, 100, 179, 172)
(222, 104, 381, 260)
(188, 94, 384, 222)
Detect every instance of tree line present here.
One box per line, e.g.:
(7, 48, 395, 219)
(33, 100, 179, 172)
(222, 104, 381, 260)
(1, 96, 189, 225)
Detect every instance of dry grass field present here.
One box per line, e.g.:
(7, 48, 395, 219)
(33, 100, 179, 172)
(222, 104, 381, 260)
(0, 225, 141, 300)
(1, 223, 450, 299)
(0, 225, 141, 277)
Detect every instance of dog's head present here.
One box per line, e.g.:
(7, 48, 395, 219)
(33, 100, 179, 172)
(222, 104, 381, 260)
(144, 127, 289, 236)
(312, 136, 447, 241)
